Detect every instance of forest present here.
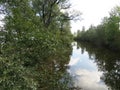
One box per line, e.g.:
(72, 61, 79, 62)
(75, 6, 120, 51)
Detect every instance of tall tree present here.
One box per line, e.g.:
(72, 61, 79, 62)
(0, 0, 73, 90)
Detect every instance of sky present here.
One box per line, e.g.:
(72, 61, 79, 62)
(70, 0, 120, 33)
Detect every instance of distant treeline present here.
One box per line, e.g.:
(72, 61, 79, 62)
(75, 6, 120, 51)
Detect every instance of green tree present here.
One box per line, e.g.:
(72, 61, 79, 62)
(0, 0, 73, 90)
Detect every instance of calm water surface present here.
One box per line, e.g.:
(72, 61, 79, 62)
(68, 42, 120, 90)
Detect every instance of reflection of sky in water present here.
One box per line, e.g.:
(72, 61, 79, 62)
(68, 45, 108, 90)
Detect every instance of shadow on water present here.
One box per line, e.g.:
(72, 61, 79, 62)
(76, 42, 120, 90)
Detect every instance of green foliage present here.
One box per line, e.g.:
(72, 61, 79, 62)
(75, 6, 120, 51)
(0, 0, 74, 90)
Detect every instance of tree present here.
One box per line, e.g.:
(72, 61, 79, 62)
(0, 0, 74, 89)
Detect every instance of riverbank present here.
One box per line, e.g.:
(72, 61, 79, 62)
(74, 38, 120, 52)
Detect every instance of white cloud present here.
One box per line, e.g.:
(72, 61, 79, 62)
(73, 69, 108, 90)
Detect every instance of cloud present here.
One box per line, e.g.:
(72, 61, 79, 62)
(73, 69, 108, 90)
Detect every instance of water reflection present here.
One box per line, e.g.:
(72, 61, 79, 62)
(68, 42, 120, 90)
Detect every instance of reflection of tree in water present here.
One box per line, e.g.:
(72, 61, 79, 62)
(77, 42, 120, 90)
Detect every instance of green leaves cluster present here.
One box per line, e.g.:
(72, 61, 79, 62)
(0, 0, 73, 90)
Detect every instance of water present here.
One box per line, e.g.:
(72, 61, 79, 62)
(68, 42, 120, 90)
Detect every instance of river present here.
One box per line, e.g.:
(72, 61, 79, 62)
(68, 42, 120, 90)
